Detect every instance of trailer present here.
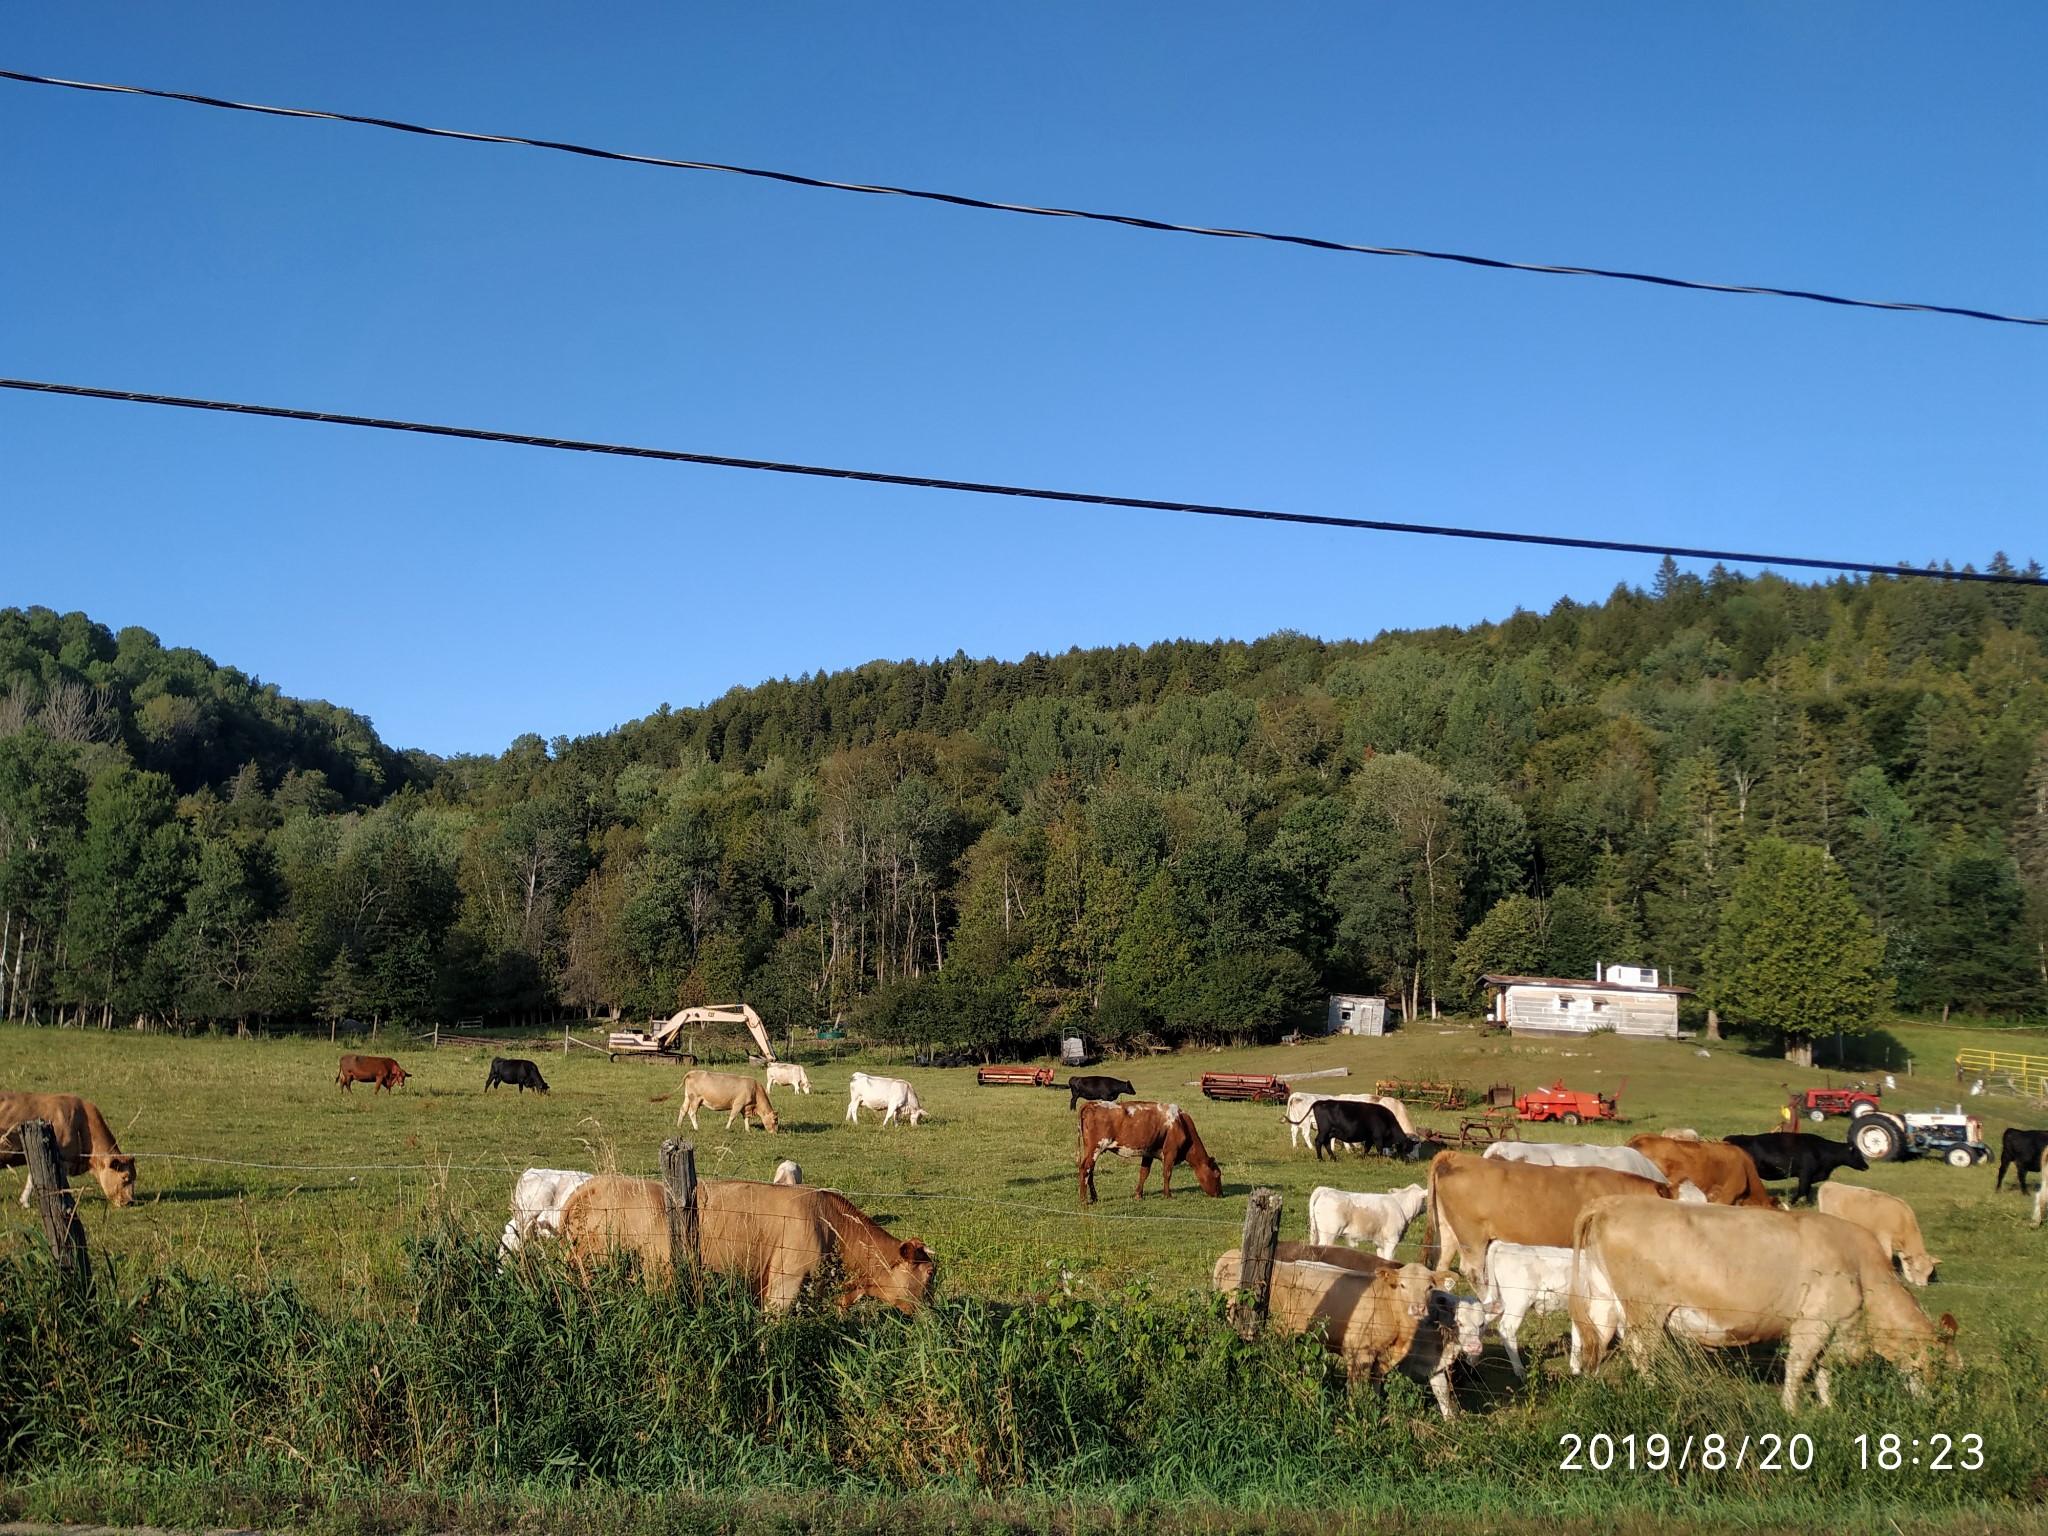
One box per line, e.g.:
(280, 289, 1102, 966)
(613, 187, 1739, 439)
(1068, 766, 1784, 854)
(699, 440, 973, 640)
(1516, 1078, 1624, 1126)
(977, 1065, 1058, 1088)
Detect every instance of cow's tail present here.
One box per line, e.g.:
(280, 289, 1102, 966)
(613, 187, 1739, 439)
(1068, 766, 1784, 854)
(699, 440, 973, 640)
(1420, 1152, 1447, 1268)
(1566, 1203, 1618, 1375)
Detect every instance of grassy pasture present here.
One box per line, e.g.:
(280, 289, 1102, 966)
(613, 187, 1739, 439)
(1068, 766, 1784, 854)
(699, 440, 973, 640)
(3, 1015, 2044, 1332)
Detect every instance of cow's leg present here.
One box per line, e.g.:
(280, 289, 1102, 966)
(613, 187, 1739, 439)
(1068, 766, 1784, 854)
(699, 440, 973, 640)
(1079, 1146, 1098, 1204)
(726, 1105, 742, 1131)
(1502, 1314, 1528, 1379)
(1134, 1157, 1152, 1199)
(1782, 1320, 1830, 1413)
(1428, 1365, 1458, 1420)
(686, 1099, 702, 1130)
(1376, 1230, 1399, 1262)
(846, 1099, 859, 1124)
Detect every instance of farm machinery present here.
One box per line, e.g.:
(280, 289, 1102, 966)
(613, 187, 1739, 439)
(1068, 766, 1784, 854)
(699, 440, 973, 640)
(1849, 1106, 1991, 1167)
(1516, 1079, 1624, 1126)
(607, 1004, 777, 1062)
(1794, 1085, 1883, 1121)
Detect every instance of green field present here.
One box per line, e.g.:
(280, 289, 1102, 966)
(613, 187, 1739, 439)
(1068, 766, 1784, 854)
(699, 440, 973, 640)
(5, 1017, 2047, 1535)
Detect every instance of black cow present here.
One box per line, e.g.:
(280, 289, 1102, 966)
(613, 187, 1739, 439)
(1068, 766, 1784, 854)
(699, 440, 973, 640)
(485, 1057, 550, 1094)
(1067, 1074, 1136, 1110)
(1722, 1131, 1866, 1204)
(1996, 1127, 2048, 1193)
(1311, 1100, 1421, 1162)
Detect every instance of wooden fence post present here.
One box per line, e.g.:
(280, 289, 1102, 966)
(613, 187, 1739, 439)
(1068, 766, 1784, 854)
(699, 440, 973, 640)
(20, 1118, 89, 1285)
(660, 1138, 700, 1287)
(1232, 1186, 1282, 1338)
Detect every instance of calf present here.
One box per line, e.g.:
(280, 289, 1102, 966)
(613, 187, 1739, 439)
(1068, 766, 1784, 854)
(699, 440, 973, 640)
(336, 1053, 409, 1093)
(1306, 1183, 1430, 1259)
(1816, 1182, 1938, 1286)
(765, 1063, 813, 1095)
(1479, 1241, 1573, 1378)
(773, 1159, 803, 1186)
(1996, 1127, 2048, 1193)
(1067, 1074, 1136, 1110)
(1311, 1100, 1418, 1161)
(499, 1167, 594, 1256)
(485, 1057, 549, 1094)
(1723, 1131, 1867, 1205)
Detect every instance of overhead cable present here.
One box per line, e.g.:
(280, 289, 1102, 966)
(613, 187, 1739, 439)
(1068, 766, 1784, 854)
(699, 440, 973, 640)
(4, 375, 2037, 586)
(3, 67, 2044, 330)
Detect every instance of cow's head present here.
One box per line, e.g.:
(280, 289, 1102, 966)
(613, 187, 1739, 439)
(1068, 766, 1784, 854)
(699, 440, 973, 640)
(905, 1100, 927, 1126)
(758, 1101, 781, 1134)
(1193, 1156, 1223, 1198)
(1389, 1264, 1438, 1322)
(386, 1066, 410, 1088)
(1842, 1146, 1869, 1172)
(1900, 1250, 1938, 1287)
(871, 1240, 937, 1313)
(1434, 1291, 1487, 1361)
(95, 1154, 137, 1207)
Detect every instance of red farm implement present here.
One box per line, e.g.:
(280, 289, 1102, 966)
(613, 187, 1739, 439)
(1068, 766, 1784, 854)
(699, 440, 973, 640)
(1200, 1072, 1291, 1103)
(1795, 1086, 1882, 1121)
(976, 1065, 1058, 1088)
(1516, 1078, 1625, 1126)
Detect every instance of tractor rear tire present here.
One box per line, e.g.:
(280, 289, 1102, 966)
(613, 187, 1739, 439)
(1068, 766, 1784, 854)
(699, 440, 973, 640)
(1852, 1115, 1904, 1163)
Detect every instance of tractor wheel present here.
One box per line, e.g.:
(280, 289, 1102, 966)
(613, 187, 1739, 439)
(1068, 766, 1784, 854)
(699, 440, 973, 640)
(1946, 1147, 1975, 1168)
(1807, 1108, 1828, 1122)
(1561, 1112, 1582, 1127)
(1852, 1115, 1904, 1163)
(1850, 1100, 1878, 1118)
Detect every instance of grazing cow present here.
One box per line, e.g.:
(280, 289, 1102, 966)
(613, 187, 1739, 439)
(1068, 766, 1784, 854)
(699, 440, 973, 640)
(1306, 1183, 1430, 1259)
(1484, 1141, 1667, 1182)
(1422, 1151, 1670, 1285)
(499, 1167, 594, 1256)
(772, 1159, 802, 1186)
(1816, 1183, 1938, 1286)
(845, 1071, 926, 1126)
(1478, 1242, 1573, 1378)
(764, 1063, 812, 1095)
(1213, 1251, 1463, 1417)
(1627, 1134, 1777, 1207)
(666, 1070, 779, 1133)
(1067, 1074, 1136, 1110)
(336, 1053, 409, 1093)
(484, 1057, 549, 1094)
(1996, 1127, 2048, 1193)
(1285, 1092, 1415, 1149)
(1723, 1132, 1867, 1205)
(1569, 1197, 1959, 1412)
(1310, 1100, 1419, 1161)
(1078, 1100, 1223, 1202)
(0, 1092, 138, 1207)
(559, 1174, 935, 1312)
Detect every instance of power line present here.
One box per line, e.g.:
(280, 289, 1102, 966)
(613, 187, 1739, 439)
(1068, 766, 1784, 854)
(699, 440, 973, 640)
(5, 67, 2044, 331)
(4, 374, 2038, 586)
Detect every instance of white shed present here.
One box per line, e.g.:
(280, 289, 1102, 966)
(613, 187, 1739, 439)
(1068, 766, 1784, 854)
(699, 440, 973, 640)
(1326, 994, 1389, 1036)
(1482, 965, 1691, 1040)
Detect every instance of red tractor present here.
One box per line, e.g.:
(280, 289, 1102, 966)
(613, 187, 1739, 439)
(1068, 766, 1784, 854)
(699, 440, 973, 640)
(1516, 1079, 1624, 1126)
(1793, 1086, 1882, 1122)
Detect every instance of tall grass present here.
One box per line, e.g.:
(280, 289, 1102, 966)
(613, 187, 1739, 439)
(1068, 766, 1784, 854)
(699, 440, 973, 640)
(3, 1228, 2044, 1533)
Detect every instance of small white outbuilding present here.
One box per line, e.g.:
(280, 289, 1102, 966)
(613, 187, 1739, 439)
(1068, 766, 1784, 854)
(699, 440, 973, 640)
(1325, 993, 1390, 1036)
(1482, 963, 1692, 1040)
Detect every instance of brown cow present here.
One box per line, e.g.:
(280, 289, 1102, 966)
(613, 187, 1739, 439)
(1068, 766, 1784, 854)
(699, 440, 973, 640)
(1213, 1250, 1462, 1416)
(1276, 1240, 1398, 1275)
(655, 1070, 780, 1134)
(1422, 1151, 1670, 1284)
(1815, 1182, 1938, 1286)
(0, 1092, 137, 1207)
(1570, 1196, 1958, 1412)
(1628, 1133, 1777, 1207)
(1077, 1100, 1222, 1202)
(559, 1174, 934, 1312)
(336, 1054, 409, 1093)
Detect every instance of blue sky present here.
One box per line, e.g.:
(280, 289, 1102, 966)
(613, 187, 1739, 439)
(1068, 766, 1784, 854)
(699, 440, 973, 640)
(5, 4, 2043, 756)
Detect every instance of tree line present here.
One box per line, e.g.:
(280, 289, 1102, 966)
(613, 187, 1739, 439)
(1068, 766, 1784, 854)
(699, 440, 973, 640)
(2, 556, 2044, 1052)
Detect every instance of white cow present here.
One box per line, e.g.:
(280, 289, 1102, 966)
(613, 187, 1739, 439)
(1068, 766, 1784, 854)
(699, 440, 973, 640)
(846, 1071, 926, 1126)
(1306, 1183, 1430, 1260)
(772, 1159, 803, 1186)
(1285, 1092, 1416, 1149)
(765, 1063, 813, 1095)
(1479, 1241, 1574, 1378)
(499, 1167, 594, 1258)
(1484, 1141, 1667, 1183)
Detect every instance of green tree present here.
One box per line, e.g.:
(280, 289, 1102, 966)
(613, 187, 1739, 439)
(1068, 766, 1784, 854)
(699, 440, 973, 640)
(63, 766, 192, 1021)
(1708, 838, 1893, 1064)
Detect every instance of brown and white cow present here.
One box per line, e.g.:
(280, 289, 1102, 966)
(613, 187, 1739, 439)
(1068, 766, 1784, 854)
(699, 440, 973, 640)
(559, 1174, 935, 1312)
(658, 1070, 780, 1133)
(1077, 1100, 1222, 1202)
(1627, 1134, 1777, 1207)
(1423, 1151, 1670, 1285)
(336, 1054, 409, 1093)
(1569, 1196, 1958, 1412)
(1213, 1249, 1463, 1417)
(0, 1092, 138, 1207)
(1815, 1182, 1938, 1286)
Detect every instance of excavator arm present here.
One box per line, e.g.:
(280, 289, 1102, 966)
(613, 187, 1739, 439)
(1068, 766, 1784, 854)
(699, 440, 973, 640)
(651, 1004, 776, 1061)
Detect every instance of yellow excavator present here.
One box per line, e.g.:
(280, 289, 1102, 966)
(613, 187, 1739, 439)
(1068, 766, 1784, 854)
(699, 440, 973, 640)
(608, 1004, 776, 1062)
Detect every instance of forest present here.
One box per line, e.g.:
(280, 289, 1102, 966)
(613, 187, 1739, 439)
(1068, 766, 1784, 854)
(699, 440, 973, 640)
(2, 556, 2045, 1052)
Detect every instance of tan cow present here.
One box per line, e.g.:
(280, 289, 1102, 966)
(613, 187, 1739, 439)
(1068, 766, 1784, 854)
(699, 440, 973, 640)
(1627, 1134, 1777, 1207)
(0, 1092, 137, 1207)
(1816, 1183, 1938, 1286)
(1423, 1151, 1670, 1284)
(1569, 1196, 1958, 1412)
(662, 1070, 779, 1133)
(559, 1174, 934, 1312)
(1213, 1250, 1461, 1417)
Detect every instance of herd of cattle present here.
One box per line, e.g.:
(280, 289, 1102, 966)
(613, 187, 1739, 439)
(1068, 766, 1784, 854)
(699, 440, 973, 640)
(5, 1057, 2048, 1420)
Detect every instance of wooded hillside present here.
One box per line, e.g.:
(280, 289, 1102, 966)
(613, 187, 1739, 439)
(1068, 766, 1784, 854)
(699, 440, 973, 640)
(4, 556, 2044, 1045)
